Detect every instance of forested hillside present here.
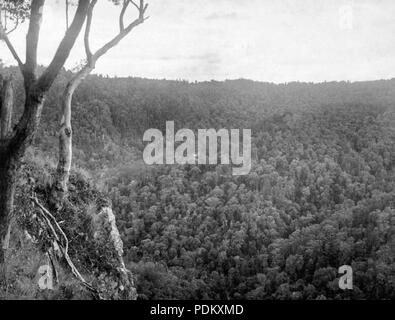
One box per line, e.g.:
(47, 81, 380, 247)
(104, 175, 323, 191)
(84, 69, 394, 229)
(2, 63, 395, 299)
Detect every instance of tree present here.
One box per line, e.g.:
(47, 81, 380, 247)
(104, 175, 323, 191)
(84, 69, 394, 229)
(0, 0, 30, 35)
(53, 0, 149, 205)
(0, 0, 91, 271)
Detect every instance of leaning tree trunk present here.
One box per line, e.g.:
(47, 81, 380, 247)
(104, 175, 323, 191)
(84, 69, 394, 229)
(0, 76, 46, 279)
(0, 77, 15, 279)
(52, 66, 92, 208)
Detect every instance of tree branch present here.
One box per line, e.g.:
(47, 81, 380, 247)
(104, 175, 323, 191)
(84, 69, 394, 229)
(25, 0, 45, 78)
(8, 0, 91, 154)
(0, 2, 23, 71)
(131, 0, 149, 18)
(36, 0, 91, 93)
(92, 0, 148, 61)
(119, 0, 130, 32)
(0, 24, 24, 71)
(5, 16, 19, 35)
(65, 0, 69, 30)
(84, 0, 98, 66)
(130, 1, 140, 12)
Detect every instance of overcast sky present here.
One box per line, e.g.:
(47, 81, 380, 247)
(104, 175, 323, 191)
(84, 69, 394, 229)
(1, 0, 394, 83)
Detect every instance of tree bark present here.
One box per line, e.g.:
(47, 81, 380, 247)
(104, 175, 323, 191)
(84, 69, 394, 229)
(0, 78, 14, 281)
(0, 155, 16, 267)
(53, 66, 92, 206)
(1, 78, 13, 138)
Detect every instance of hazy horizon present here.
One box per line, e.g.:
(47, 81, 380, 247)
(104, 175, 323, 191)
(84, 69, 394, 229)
(1, 0, 395, 83)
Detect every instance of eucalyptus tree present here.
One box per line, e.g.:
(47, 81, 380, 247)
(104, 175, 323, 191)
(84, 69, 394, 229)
(53, 0, 149, 205)
(0, 0, 91, 267)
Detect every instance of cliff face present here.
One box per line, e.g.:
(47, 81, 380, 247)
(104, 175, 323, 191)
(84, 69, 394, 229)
(0, 157, 136, 300)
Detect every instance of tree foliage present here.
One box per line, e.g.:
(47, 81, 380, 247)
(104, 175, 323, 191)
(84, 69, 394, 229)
(0, 0, 30, 27)
(2, 63, 395, 299)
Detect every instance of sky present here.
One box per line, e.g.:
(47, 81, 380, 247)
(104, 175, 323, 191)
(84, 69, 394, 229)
(1, 0, 395, 83)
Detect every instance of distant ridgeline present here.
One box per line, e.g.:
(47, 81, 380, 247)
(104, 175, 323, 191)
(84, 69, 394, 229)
(2, 63, 395, 299)
(2, 64, 395, 173)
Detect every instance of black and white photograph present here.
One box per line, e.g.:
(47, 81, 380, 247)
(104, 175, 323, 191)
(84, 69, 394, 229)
(0, 0, 395, 310)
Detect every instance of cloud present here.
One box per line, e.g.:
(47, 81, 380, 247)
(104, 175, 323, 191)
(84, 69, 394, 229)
(156, 53, 221, 64)
(205, 12, 240, 21)
(2, 0, 395, 83)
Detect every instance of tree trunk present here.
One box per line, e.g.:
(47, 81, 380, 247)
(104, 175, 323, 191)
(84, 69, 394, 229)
(52, 66, 92, 207)
(0, 78, 45, 279)
(0, 78, 14, 282)
(1, 78, 13, 139)
(0, 156, 16, 275)
(53, 87, 73, 205)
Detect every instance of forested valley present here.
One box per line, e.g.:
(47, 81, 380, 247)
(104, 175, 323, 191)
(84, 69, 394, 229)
(2, 62, 395, 299)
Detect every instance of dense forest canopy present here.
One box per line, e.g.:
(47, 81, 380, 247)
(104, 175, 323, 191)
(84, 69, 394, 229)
(2, 63, 395, 299)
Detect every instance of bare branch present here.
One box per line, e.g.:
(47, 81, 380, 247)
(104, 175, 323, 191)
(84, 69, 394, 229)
(142, 3, 149, 16)
(130, 0, 140, 12)
(5, 16, 19, 35)
(92, 0, 149, 61)
(131, 0, 149, 18)
(0, 23, 24, 71)
(119, 0, 130, 32)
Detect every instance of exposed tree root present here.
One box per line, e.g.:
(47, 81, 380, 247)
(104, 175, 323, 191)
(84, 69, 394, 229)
(30, 195, 103, 300)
